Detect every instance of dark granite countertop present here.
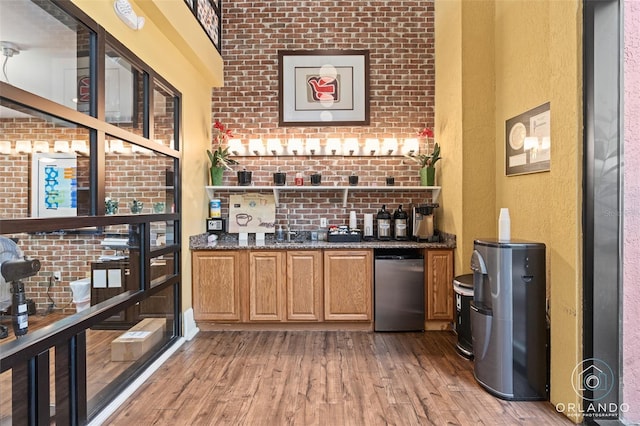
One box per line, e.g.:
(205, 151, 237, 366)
(190, 232, 456, 250)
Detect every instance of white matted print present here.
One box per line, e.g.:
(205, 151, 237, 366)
(505, 102, 551, 176)
(31, 153, 78, 218)
(279, 50, 370, 126)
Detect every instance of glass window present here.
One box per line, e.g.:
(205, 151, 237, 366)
(104, 137, 175, 215)
(1, 226, 177, 420)
(150, 253, 177, 288)
(153, 82, 177, 150)
(1, 3, 181, 420)
(0, 99, 91, 219)
(150, 220, 176, 248)
(0, 1, 93, 115)
(86, 285, 176, 413)
(105, 46, 144, 136)
(0, 228, 133, 317)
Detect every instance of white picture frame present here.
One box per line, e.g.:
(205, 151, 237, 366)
(31, 152, 78, 218)
(278, 50, 370, 126)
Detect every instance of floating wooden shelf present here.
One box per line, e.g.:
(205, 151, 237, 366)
(205, 185, 441, 207)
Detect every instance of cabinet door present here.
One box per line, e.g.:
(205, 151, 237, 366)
(249, 251, 285, 321)
(323, 250, 372, 321)
(426, 249, 454, 320)
(286, 250, 323, 321)
(192, 251, 242, 321)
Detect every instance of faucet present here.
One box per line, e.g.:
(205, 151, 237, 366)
(286, 211, 295, 241)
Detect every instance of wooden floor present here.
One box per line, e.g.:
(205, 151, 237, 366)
(104, 330, 572, 426)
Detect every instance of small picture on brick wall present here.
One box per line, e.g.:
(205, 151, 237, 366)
(31, 153, 78, 218)
(278, 50, 370, 126)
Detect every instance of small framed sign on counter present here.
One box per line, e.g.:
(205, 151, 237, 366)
(505, 102, 551, 176)
(228, 193, 276, 234)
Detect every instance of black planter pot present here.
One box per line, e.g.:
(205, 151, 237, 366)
(273, 172, 286, 186)
(237, 170, 252, 186)
(311, 173, 322, 186)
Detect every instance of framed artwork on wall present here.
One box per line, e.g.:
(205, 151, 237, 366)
(31, 153, 78, 218)
(278, 50, 370, 126)
(505, 102, 551, 176)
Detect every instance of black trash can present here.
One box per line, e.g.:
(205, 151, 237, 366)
(453, 274, 474, 359)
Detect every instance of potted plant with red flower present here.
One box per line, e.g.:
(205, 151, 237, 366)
(207, 120, 239, 186)
(407, 127, 440, 186)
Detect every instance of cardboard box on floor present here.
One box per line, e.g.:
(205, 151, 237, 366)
(111, 318, 166, 362)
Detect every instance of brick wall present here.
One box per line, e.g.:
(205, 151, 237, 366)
(211, 0, 436, 227)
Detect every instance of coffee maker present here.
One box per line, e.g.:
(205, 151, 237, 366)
(393, 205, 409, 240)
(411, 203, 439, 242)
(376, 205, 392, 240)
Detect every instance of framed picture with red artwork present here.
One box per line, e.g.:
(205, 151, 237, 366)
(278, 50, 370, 126)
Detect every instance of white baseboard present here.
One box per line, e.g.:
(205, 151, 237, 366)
(182, 307, 200, 341)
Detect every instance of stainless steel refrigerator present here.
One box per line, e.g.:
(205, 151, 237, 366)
(470, 239, 548, 400)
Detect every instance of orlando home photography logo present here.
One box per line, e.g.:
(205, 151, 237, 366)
(556, 358, 629, 418)
(572, 358, 614, 401)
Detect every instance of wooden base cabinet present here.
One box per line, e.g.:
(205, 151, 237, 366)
(249, 251, 285, 321)
(426, 249, 454, 321)
(192, 251, 243, 321)
(248, 250, 323, 322)
(323, 250, 372, 321)
(286, 251, 323, 321)
(193, 248, 455, 326)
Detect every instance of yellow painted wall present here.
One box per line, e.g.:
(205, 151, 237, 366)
(460, 0, 497, 272)
(494, 0, 583, 417)
(437, 0, 496, 276)
(71, 0, 223, 321)
(435, 0, 464, 271)
(437, 0, 583, 421)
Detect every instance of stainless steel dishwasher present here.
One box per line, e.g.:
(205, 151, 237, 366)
(374, 249, 425, 331)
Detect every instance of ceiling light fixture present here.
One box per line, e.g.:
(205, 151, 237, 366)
(1, 41, 20, 83)
(1, 41, 19, 58)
